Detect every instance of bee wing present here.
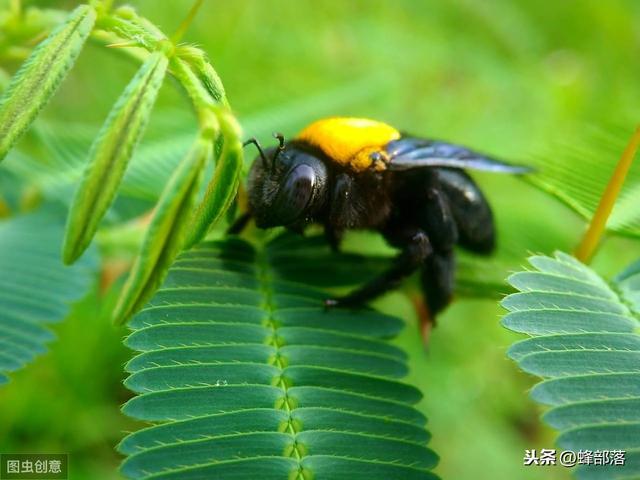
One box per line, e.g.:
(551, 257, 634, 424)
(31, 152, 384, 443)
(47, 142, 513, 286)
(387, 138, 533, 174)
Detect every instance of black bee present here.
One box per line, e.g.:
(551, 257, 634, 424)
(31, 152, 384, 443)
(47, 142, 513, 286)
(231, 117, 530, 320)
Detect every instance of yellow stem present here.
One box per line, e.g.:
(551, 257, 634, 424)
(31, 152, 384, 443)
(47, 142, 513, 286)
(574, 125, 640, 263)
(171, 0, 204, 44)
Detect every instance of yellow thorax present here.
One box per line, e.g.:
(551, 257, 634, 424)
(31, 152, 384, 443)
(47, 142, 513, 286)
(297, 117, 400, 172)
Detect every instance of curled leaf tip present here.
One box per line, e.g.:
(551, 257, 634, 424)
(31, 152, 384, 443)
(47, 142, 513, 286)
(63, 51, 169, 264)
(0, 4, 96, 162)
(113, 135, 212, 326)
(183, 131, 243, 249)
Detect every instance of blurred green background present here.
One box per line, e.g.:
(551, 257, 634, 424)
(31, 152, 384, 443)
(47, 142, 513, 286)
(1, 0, 639, 478)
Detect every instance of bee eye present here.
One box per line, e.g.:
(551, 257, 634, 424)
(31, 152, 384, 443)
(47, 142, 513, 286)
(273, 164, 316, 224)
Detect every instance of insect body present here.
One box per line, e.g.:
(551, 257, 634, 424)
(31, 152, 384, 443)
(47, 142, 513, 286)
(234, 117, 530, 319)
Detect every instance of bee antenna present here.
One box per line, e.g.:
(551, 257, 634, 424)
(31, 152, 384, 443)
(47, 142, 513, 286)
(271, 132, 286, 172)
(243, 137, 269, 168)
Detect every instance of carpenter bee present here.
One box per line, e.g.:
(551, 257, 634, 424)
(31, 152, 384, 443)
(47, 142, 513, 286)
(231, 117, 530, 320)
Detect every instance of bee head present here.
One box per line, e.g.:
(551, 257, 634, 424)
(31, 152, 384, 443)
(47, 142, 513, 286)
(246, 134, 329, 229)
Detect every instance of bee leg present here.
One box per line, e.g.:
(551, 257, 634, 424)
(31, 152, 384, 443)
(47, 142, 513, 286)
(324, 225, 344, 252)
(324, 230, 432, 307)
(415, 250, 455, 347)
(417, 184, 458, 313)
(420, 250, 455, 317)
(227, 212, 252, 235)
(400, 185, 458, 340)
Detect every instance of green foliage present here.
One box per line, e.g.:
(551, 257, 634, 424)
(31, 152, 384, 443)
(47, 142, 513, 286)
(2, 1, 640, 479)
(0, 115, 195, 219)
(63, 50, 168, 263)
(0, 1, 244, 327)
(502, 252, 640, 479)
(119, 236, 438, 479)
(0, 209, 97, 385)
(529, 124, 640, 238)
(184, 119, 243, 248)
(113, 134, 211, 325)
(0, 4, 95, 161)
(616, 258, 640, 314)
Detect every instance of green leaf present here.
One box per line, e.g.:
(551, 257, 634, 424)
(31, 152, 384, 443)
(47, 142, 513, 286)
(184, 116, 243, 248)
(0, 113, 197, 224)
(119, 237, 438, 480)
(63, 51, 169, 264)
(615, 258, 640, 315)
(112, 134, 211, 326)
(0, 209, 97, 385)
(502, 252, 640, 479)
(528, 124, 640, 238)
(0, 4, 95, 161)
(178, 47, 228, 105)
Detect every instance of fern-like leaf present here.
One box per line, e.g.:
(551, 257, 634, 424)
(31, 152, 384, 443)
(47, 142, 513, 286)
(0, 209, 97, 385)
(0, 115, 196, 222)
(529, 124, 640, 238)
(615, 258, 640, 315)
(119, 237, 438, 480)
(502, 252, 640, 479)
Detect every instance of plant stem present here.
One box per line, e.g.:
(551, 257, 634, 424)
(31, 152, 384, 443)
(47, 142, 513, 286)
(574, 125, 640, 263)
(95, 5, 229, 137)
(171, 0, 204, 44)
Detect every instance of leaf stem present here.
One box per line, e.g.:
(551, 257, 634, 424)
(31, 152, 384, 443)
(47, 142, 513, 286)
(574, 125, 640, 263)
(255, 246, 307, 479)
(95, 6, 229, 136)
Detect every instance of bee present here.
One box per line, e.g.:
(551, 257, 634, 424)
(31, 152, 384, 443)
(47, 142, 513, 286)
(231, 117, 530, 320)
